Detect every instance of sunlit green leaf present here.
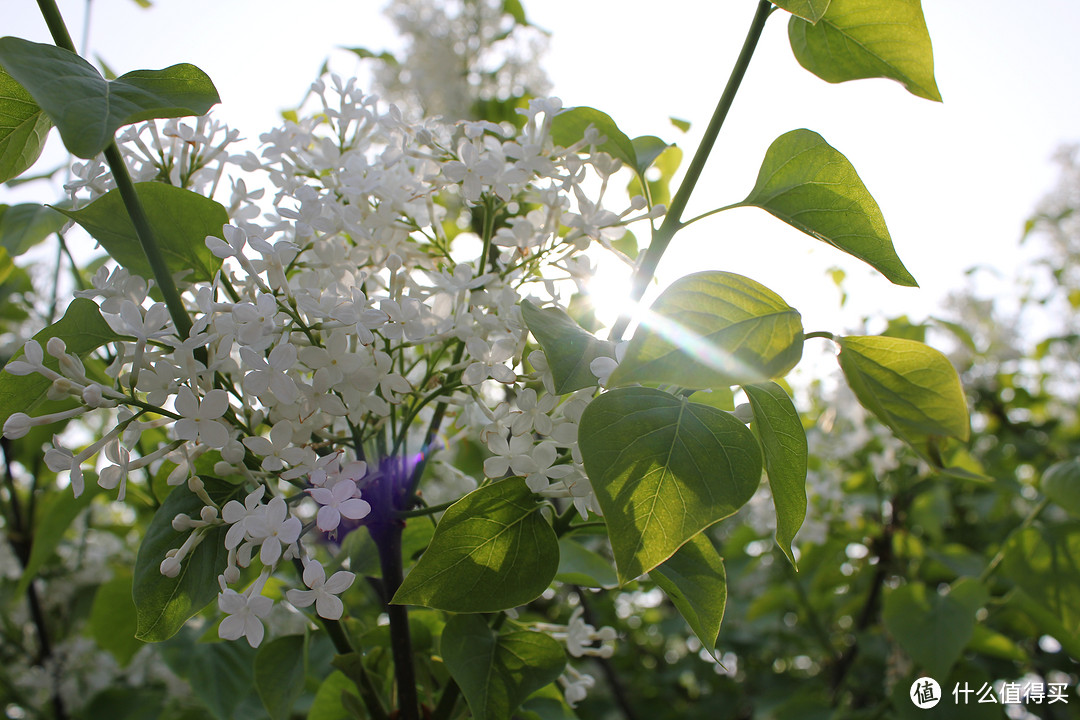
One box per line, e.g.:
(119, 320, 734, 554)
(651, 533, 727, 655)
(773, 0, 831, 23)
(0, 298, 120, 430)
(611, 271, 803, 389)
(740, 129, 917, 287)
(1041, 459, 1080, 518)
(519, 684, 580, 720)
(0, 66, 52, 183)
(788, 0, 941, 101)
(442, 614, 565, 720)
(522, 299, 612, 394)
(550, 106, 636, 169)
(0, 202, 66, 257)
(579, 387, 762, 582)
(882, 577, 988, 679)
(630, 135, 670, 177)
(745, 382, 807, 566)
(55, 182, 226, 283)
(308, 670, 356, 720)
(628, 144, 682, 208)
(0, 37, 219, 159)
(133, 477, 243, 641)
(838, 335, 970, 446)
(392, 478, 558, 612)
(255, 635, 306, 720)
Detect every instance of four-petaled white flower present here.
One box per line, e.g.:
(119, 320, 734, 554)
(246, 496, 302, 565)
(463, 337, 517, 386)
(218, 576, 273, 648)
(286, 560, 355, 620)
(174, 387, 231, 448)
(309, 478, 371, 532)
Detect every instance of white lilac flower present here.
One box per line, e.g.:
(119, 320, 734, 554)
(286, 560, 356, 620)
(173, 387, 231, 449)
(462, 337, 517, 386)
(309, 478, 371, 533)
(246, 496, 302, 566)
(218, 575, 273, 648)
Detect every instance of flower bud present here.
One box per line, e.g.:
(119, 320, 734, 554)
(46, 336, 67, 358)
(3, 412, 32, 439)
(172, 513, 194, 531)
(200, 506, 219, 523)
(160, 556, 182, 578)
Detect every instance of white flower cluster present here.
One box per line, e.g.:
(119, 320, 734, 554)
(4, 76, 657, 649)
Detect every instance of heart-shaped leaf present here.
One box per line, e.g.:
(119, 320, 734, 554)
(745, 382, 807, 567)
(740, 129, 917, 287)
(882, 578, 988, 679)
(392, 478, 558, 612)
(579, 387, 762, 582)
(0, 202, 67, 257)
(611, 271, 803, 389)
(0, 37, 219, 159)
(441, 614, 565, 720)
(0, 66, 51, 183)
(550, 106, 636, 169)
(788, 0, 941, 102)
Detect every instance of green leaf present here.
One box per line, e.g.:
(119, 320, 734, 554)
(255, 635, 306, 720)
(0, 298, 120, 430)
(133, 477, 243, 641)
(788, 0, 941, 101)
(522, 299, 613, 394)
(0, 66, 52, 183)
(159, 626, 261, 720)
(55, 182, 226, 283)
(84, 687, 167, 720)
(519, 684, 580, 720)
(0, 37, 220, 159)
(1041, 460, 1080, 518)
(550, 106, 636, 169)
(745, 382, 807, 566)
(1001, 524, 1080, 643)
(392, 478, 559, 612)
(773, 0, 831, 23)
(0, 202, 66, 257)
(89, 573, 144, 666)
(340, 47, 399, 67)
(630, 135, 670, 177)
(15, 483, 103, 598)
(578, 387, 762, 582)
(882, 577, 988, 679)
(0, 246, 10, 285)
(556, 537, 618, 589)
(611, 271, 803, 389)
(837, 335, 970, 448)
(308, 670, 356, 720)
(628, 145, 683, 208)
(441, 614, 565, 720)
(740, 129, 917, 287)
(651, 533, 727, 655)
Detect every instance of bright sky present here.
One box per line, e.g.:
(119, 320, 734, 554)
(6, 1, 1080, 338)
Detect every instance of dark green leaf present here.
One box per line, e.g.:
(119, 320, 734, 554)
(579, 387, 762, 582)
(392, 478, 559, 612)
(0, 202, 66, 257)
(55, 182, 226, 283)
(89, 573, 144, 666)
(522, 299, 613, 394)
(788, 0, 941, 101)
(133, 477, 243, 641)
(838, 335, 970, 446)
(84, 687, 167, 720)
(0, 37, 219, 158)
(442, 614, 565, 720)
(611, 271, 803, 389)
(1041, 460, 1080, 518)
(0, 298, 120, 430)
(550, 106, 636, 169)
(1001, 524, 1080, 644)
(651, 533, 727, 655)
(882, 577, 988, 679)
(744, 382, 807, 567)
(556, 537, 618, 589)
(0, 66, 51, 183)
(519, 684, 580, 720)
(308, 670, 356, 720)
(773, 0, 831, 23)
(15, 483, 103, 598)
(503, 0, 529, 25)
(740, 129, 917, 286)
(159, 626, 261, 720)
(255, 635, 306, 720)
(669, 117, 691, 133)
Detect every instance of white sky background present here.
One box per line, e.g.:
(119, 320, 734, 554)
(5, 0, 1080, 340)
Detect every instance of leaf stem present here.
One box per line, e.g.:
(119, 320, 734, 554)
(610, 0, 773, 341)
(804, 330, 837, 341)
